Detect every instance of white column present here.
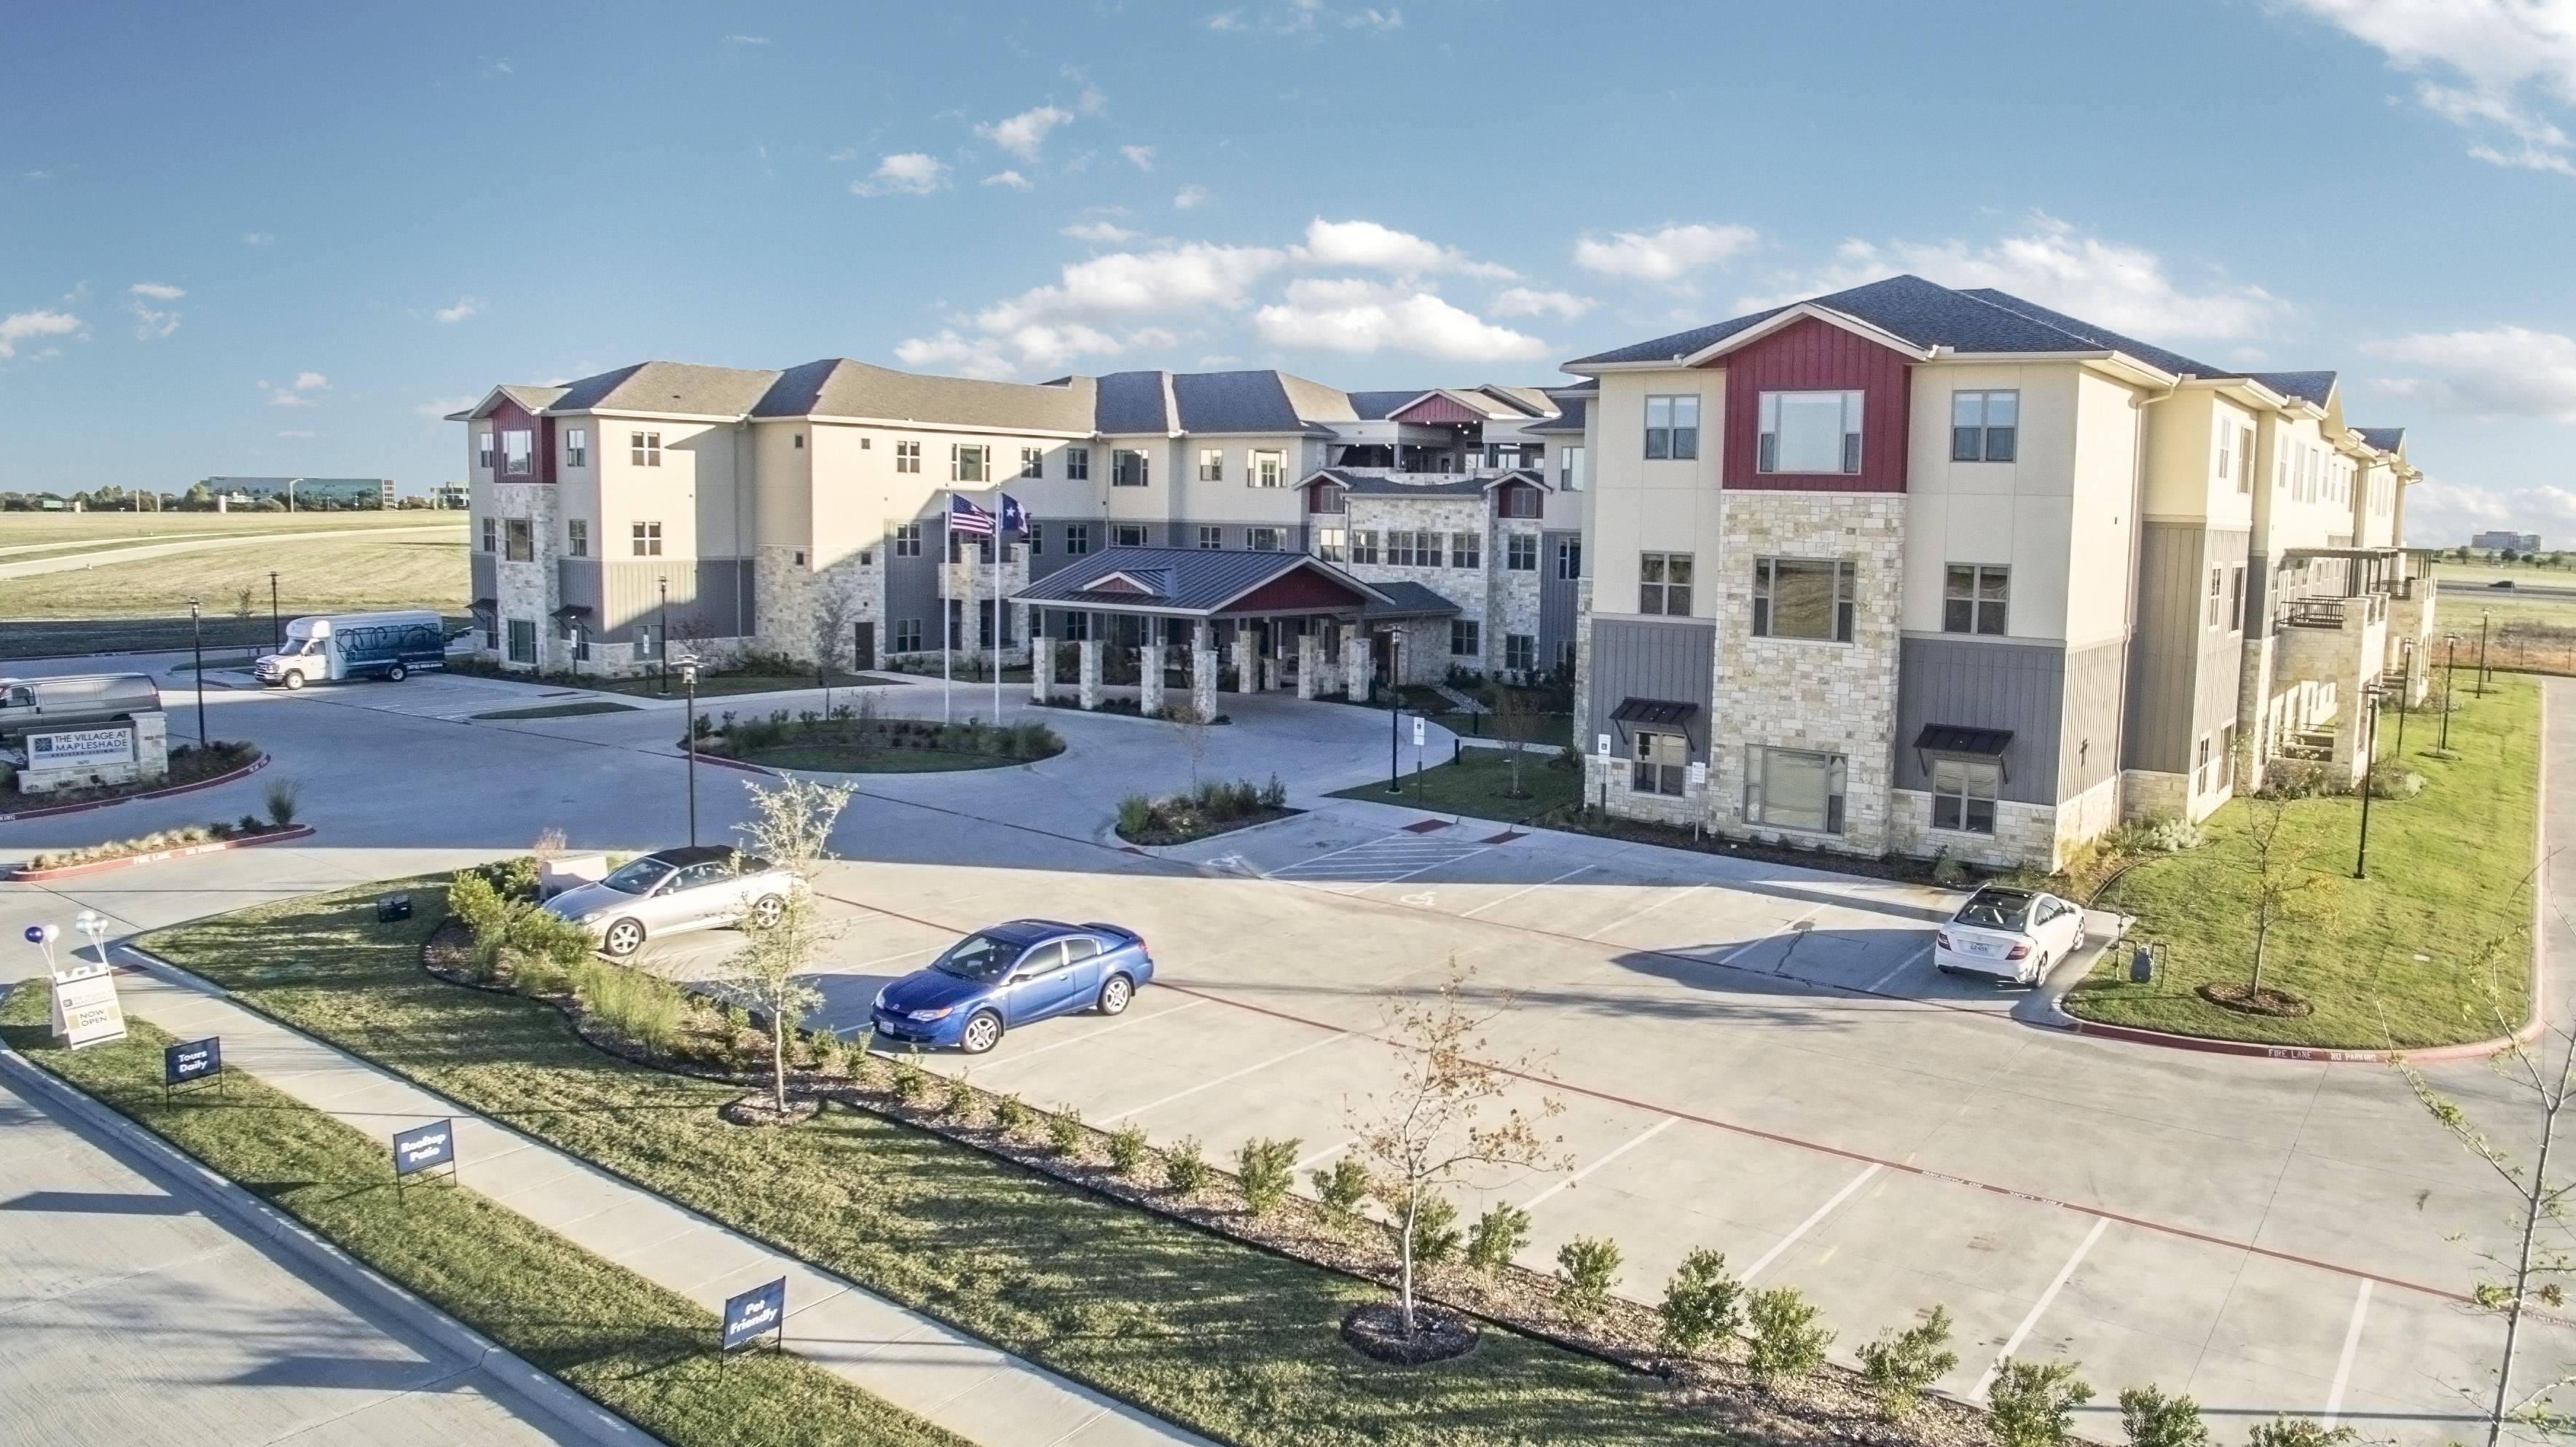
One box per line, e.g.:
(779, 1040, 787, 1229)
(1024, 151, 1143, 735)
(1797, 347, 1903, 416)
(1343, 631, 1373, 704)
(1077, 636, 1104, 710)
(1295, 632, 1320, 700)
(1193, 644, 1220, 721)
(1138, 643, 1166, 717)
(1230, 630, 1257, 694)
(1029, 632, 1054, 705)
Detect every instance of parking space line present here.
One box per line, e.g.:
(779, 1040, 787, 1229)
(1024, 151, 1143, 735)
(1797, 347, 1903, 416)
(1521, 1116, 1679, 1211)
(1582, 884, 1706, 941)
(1457, 865, 1595, 919)
(1865, 946, 1933, 995)
(1971, 1217, 2110, 1400)
(1348, 849, 1490, 893)
(970, 997, 1214, 1072)
(1740, 1162, 1880, 1284)
(1265, 831, 1418, 874)
(1711, 902, 1828, 965)
(1292, 1137, 1355, 1173)
(2322, 1278, 2372, 1428)
(1096, 1032, 1354, 1126)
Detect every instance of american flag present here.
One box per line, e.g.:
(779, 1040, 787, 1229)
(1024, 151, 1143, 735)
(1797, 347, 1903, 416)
(946, 493, 994, 536)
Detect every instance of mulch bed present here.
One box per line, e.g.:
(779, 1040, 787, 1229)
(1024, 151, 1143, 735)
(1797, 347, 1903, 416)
(720, 1092, 820, 1128)
(1341, 1302, 1479, 1364)
(1116, 807, 1300, 847)
(2196, 981, 2314, 1018)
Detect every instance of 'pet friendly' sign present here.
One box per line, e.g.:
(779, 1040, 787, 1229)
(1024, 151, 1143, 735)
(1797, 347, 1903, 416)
(392, 1119, 455, 1177)
(721, 1277, 788, 1352)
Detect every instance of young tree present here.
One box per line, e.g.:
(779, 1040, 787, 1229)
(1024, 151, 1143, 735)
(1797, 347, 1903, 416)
(1485, 682, 1535, 800)
(1345, 953, 1567, 1336)
(1858, 1305, 1958, 1421)
(1988, 1359, 2094, 1447)
(2118, 1385, 2210, 1447)
(1169, 698, 1214, 792)
(813, 592, 853, 716)
(723, 775, 857, 1114)
(2239, 793, 2326, 1001)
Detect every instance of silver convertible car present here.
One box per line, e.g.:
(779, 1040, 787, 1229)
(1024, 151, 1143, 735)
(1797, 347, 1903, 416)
(540, 845, 802, 957)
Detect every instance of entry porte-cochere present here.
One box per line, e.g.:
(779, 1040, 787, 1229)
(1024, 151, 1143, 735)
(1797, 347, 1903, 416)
(1010, 547, 1455, 718)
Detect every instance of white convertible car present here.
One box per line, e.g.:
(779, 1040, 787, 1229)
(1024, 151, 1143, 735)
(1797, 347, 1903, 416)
(1933, 885, 2089, 987)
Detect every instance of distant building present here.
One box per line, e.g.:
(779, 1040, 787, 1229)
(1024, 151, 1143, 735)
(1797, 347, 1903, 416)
(203, 476, 395, 509)
(431, 482, 471, 509)
(2472, 530, 2542, 552)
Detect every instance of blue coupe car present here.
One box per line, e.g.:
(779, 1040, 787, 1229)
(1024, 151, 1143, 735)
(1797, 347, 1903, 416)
(871, 919, 1156, 1054)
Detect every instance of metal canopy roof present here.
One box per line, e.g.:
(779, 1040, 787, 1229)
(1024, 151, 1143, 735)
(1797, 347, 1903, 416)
(1610, 697, 1700, 726)
(1912, 724, 2013, 756)
(1012, 546, 1391, 619)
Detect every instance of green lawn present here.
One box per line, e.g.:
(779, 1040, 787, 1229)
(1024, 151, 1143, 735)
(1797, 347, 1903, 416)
(136, 882, 1735, 1447)
(1330, 748, 1583, 823)
(449, 660, 901, 700)
(733, 742, 1029, 773)
(473, 700, 639, 721)
(2, 533, 468, 619)
(1397, 686, 1575, 749)
(2065, 676, 2542, 1048)
(0, 509, 457, 553)
(0, 987, 967, 1447)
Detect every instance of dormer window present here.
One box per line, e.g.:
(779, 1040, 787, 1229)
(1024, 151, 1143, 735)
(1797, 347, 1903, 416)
(1758, 391, 1863, 475)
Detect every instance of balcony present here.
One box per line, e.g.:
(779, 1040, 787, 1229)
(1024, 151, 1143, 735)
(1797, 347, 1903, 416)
(2279, 592, 2388, 630)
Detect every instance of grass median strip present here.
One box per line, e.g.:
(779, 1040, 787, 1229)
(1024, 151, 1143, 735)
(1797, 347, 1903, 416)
(140, 882, 1737, 1447)
(0, 987, 969, 1447)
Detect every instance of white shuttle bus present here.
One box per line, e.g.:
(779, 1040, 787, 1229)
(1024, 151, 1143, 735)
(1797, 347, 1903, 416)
(255, 610, 449, 689)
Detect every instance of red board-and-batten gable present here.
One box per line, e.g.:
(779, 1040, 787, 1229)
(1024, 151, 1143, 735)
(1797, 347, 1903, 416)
(1389, 393, 1488, 426)
(1709, 315, 1912, 495)
(482, 396, 557, 485)
(1225, 565, 1372, 614)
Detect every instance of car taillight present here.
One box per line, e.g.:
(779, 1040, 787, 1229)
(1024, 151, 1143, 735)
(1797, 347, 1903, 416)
(2004, 942, 2031, 960)
(1935, 931, 1952, 951)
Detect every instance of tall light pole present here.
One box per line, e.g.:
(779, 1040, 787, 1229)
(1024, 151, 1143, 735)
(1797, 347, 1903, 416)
(1385, 629, 1404, 795)
(680, 655, 701, 847)
(2354, 683, 2381, 880)
(2477, 609, 2493, 696)
(2440, 633, 2461, 753)
(268, 570, 280, 651)
(186, 597, 206, 746)
(657, 577, 671, 697)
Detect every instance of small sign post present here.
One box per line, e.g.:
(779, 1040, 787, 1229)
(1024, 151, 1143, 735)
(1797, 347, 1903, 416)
(720, 1277, 789, 1359)
(163, 1037, 225, 1101)
(392, 1118, 458, 1193)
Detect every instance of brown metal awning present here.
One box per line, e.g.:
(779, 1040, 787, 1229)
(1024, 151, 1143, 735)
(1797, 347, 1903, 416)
(1611, 697, 1698, 726)
(550, 604, 592, 621)
(468, 597, 498, 619)
(1913, 724, 2011, 756)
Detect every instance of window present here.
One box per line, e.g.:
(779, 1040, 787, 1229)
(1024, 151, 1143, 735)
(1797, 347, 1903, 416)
(1112, 449, 1148, 487)
(1114, 524, 1147, 547)
(2229, 565, 2247, 632)
(1247, 527, 1283, 552)
(504, 519, 533, 562)
(952, 444, 989, 483)
(893, 619, 923, 653)
(1065, 524, 1091, 555)
(567, 519, 588, 557)
(2194, 734, 2215, 794)
(1250, 449, 1286, 487)
(1198, 525, 1225, 549)
(1644, 394, 1700, 460)
(476, 433, 495, 470)
(1638, 552, 1692, 615)
(631, 521, 663, 557)
(1930, 758, 1998, 834)
(1751, 557, 1856, 642)
(1499, 484, 1542, 519)
(2213, 423, 2232, 488)
(1314, 527, 1346, 562)
(895, 441, 922, 474)
(1347, 530, 1379, 565)
(1561, 444, 1587, 492)
(1198, 447, 1225, 482)
(1021, 447, 1044, 480)
(1633, 732, 1686, 797)
(565, 428, 588, 468)
(1387, 530, 1442, 568)
(1759, 391, 1864, 474)
(480, 517, 498, 553)
(2206, 565, 2225, 630)
(1450, 619, 1480, 657)
(1065, 447, 1090, 481)
(1505, 533, 1537, 571)
(1943, 565, 2008, 635)
(506, 619, 536, 665)
(1555, 538, 1582, 580)
(793, 434, 804, 450)
(1505, 634, 1536, 673)
(631, 431, 661, 467)
(1025, 527, 1040, 556)
(1450, 531, 1481, 569)
(1308, 483, 1346, 514)
(1950, 391, 2018, 463)
(501, 429, 533, 476)
(893, 523, 922, 557)
(1746, 747, 1846, 834)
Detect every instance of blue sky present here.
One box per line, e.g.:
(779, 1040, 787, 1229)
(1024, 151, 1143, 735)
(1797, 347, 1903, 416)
(5, 0, 2573, 544)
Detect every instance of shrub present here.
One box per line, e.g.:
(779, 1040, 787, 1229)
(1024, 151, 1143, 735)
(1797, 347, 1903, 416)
(813, 1030, 849, 1077)
(1116, 795, 1154, 838)
(1555, 1236, 1622, 1322)
(1466, 1202, 1531, 1274)
(262, 777, 303, 828)
(237, 813, 264, 836)
(1858, 1305, 1957, 1421)
(1107, 1123, 1150, 1176)
(1657, 1247, 1743, 1357)
(1234, 1137, 1300, 1216)
(1987, 1359, 2094, 1447)
(1260, 773, 1287, 809)
(1311, 1157, 1369, 1226)
(1165, 1136, 1213, 1193)
(992, 1093, 1036, 1137)
(1746, 1286, 1833, 1381)
(446, 870, 508, 938)
(2143, 815, 2204, 852)
(1405, 1191, 1461, 1268)
(473, 855, 543, 903)
(1930, 850, 1970, 887)
(531, 827, 567, 860)
(2244, 1419, 2355, 1447)
(890, 1054, 932, 1104)
(1045, 1104, 1087, 1156)
(2118, 1385, 2210, 1447)
(2366, 767, 2424, 799)
(721, 1002, 753, 1040)
(943, 1073, 976, 1118)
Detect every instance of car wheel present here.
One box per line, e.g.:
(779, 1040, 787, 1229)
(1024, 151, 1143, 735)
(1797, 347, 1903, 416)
(602, 919, 645, 958)
(1097, 974, 1133, 1015)
(960, 1011, 1004, 1055)
(283, 672, 307, 691)
(387, 663, 409, 683)
(747, 894, 785, 930)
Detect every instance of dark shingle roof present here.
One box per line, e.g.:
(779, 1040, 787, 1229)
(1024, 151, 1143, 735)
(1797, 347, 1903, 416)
(1955, 289, 2221, 379)
(1169, 371, 1343, 435)
(2245, 371, 2338, 407)
(546, 361, 781, 416)
(1524, 396, 1586, 435)
(1310, 467, 1547, 497)
(1096, 371, 1174, 434)
(1011, 546, 1386, 614)
(1359, 581, 1461, 619)
(2357, 426, 2406, 453)
(753, 359, 1095, 431)
(1346, 390, 1429, 421)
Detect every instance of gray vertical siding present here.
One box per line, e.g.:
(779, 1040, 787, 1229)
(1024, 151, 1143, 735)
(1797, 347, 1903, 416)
(2123, 524, 2249, 774)
(884, 525, 942, 647)
(594, 560, 753, 645)
(1894, 637, 2065, 806)
(1540, 530, 1580, 668)
(557, 558, 601, 620)
(1585, 619, 1715, 758)
(2060, 640, 2124, 800)
(470, 552, 496, 603)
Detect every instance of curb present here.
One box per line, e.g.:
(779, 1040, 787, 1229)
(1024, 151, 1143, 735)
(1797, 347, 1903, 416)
(5, 823, 315, 882)
(0, 1043, 656, 1447)
(2054, 1011, 2542, 1064)
(0, 753, 270, 823)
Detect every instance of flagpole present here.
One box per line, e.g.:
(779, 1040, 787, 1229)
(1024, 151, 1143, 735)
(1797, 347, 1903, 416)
(991, 495, 1003, 724)
(942, 491, 953, 725)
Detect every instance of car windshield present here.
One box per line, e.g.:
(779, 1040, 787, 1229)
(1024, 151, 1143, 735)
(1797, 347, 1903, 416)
(1956, 890, 2033, 930)
(600, 857, 677, 895)
(931, 932, 1023, 983)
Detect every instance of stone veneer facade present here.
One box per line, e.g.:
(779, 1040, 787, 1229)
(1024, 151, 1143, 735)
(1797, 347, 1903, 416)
(753, 544, 881, 667)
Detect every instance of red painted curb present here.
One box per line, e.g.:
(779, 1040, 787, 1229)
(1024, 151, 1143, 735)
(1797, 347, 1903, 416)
(0, 753, 271, 823)
(4, 823, 315, 882)
(2057, 1011, 2540, 1064)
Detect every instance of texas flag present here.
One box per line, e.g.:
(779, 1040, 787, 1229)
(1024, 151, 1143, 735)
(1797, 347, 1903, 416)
(998, 493, 1026, 536)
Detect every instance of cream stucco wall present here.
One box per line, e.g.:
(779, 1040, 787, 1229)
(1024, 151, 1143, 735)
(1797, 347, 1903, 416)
(1585, 369, 1725, 624)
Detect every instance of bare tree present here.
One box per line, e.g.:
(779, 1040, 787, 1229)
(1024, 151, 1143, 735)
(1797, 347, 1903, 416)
(725, 776, 857, 1114)
(233, 585, 255, 621)
(814, 591, 853, 717)
(1346, 954, 1568, 1336)
(2401, 924, 2567, 1445)
(1169, 698, 1213, 793)
(2239, 794, 2326, 1002)
(1486, 682, 1534, 800)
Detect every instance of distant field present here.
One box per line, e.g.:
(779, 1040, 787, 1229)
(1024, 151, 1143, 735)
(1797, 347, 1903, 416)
(0, 509, 458, 557)
(2432, 559, 2575, 589)
(4, 533, 466, 620)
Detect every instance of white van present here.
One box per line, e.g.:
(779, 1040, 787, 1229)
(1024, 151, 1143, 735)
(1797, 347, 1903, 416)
(255, 611, 449, 689)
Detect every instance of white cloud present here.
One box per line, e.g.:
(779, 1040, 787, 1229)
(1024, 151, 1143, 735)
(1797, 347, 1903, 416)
(978, 241, 1288, 331)
(1062, 219, 1143, 243)
(1121, 144, 1157, 170)
(2282, 0, 2576, 174)
(1173, 184, 1210, 210)
(1254, 278, 1546, 362)
(977, 105, 1074, 162)
(127, 300, 180, 340)
(983, 170, 1033, 190)
(414, 396, 476, 420)
(275, 429, 316, 438)
(1746, 216, 2285, 342)
(895, 322, 1126, 380)
(1206, 1, 1402, 34)
(2403, 479, 2576, 547)
(1573, 224, 1760, 283)
(293, 371, 327, 390)
(1490, 286, 1595, 321)
(853, 153, 951, 196)
(1291, 217, 1513, 278)
(2364, 325, 2576, 420)
(721, 33, 769, 45)
(0, 308, 82, 358)
(826, 148, 858, 163)
(130, 281, 184, 301)
(241, 231, 272, 244)
(435, 296, 484, 323)
(264, 372, 329, 407)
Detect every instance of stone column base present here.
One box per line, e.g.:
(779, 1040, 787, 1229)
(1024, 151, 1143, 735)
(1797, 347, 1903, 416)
(1029, 636, 1056, 704)
(1230, 634, 1257, 694)
(1077, 639, 1103, 710)
(1138, 644, 1165, 717)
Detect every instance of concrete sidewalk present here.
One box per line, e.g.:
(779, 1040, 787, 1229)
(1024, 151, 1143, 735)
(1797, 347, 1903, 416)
(99, 953, 1215, 1447)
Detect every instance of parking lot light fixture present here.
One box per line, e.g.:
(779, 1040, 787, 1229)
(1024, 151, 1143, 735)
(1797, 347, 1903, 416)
(680, 655, 701, 847)
(2478, 609, 2493, 695)
(186, 597, 206, 745)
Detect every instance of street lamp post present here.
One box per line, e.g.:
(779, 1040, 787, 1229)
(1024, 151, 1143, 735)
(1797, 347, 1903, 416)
(2354, 683, 2381, 881)
(269, 570, 280, 651)
(1385, 631, 1403, 795)
(2440, 633, 2460, 753)
(657, 578, 671, 697)
(2477, 609, 2492, 695)
(680, 655, 701, 847)
(186, 597, 206, 746)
